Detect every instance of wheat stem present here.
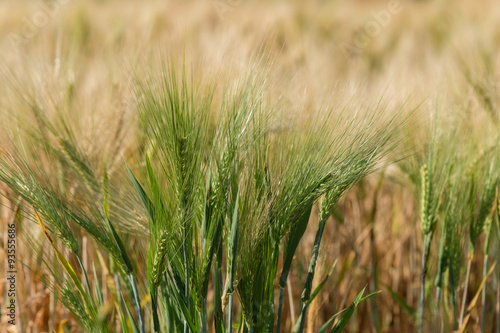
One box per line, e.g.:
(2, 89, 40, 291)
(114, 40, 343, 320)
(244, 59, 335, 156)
(201, 299, 208, 333)
(276, 287, 284, 333)
(369, 175, 383, 333)
(417, 234, 431, 333)
(434, 217, 447, 322)
(227, 294, 234, 333)
(480, 254, 489, 333)
(435, 287, 441, 313)
(183, 226, 191, 333)
(76, 254, 95, 308)
(459, 256, 473, 327)
(114, 274, 125, 328)
(151, 287, 160, 333)
(128, 273, 145, 333)
(214, 250, 224, 333)
(296, 215, 328, 332)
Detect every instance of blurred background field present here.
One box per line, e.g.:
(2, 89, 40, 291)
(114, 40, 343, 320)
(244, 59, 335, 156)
(1, 0, 500, 332)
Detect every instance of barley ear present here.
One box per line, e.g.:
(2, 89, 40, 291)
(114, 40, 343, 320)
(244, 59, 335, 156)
(420, 164, 433, 235)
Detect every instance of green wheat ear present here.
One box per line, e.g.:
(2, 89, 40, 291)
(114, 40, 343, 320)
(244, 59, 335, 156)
(420, 164, 433, 235)
(476, 180, 497, 236)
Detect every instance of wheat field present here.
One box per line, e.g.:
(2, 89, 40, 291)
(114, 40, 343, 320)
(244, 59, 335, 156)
(1, 0, 500, 332)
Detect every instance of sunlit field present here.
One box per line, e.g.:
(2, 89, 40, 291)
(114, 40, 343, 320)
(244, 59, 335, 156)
(1, 1, 500, 332)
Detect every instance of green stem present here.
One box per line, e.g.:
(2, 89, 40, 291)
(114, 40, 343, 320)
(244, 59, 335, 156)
(434, 219, 446, 320)
(481, 212, 494, 333)
(450, 286, 457, 330)
(459, 256, 473, 328)
(215, 247, 224, 333)
(128, 273, 145, 333)
(183, 226, 190, 333)
(435, 285, 442, 333)
(298, 304, 307, 332)
(369, 177, 382, 333)
(115, 274, 125, 324)
(227, 294, 233, 333)
(276, 287, 284, 333)
(435, 287, 441, 315)
(76, 254, 95, 308)
(480, 254, 488, 333)
(201, 299, 207, 333)
(296, 217, 328, 332)
(151, 287, 160, 333)
(369, 223, 379, 332)
(417, 234, 431, 333)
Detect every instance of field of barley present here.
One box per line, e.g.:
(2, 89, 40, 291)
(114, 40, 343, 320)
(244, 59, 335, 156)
(1, 0, 500, 332)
